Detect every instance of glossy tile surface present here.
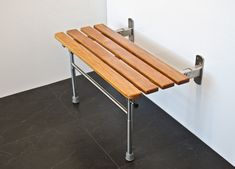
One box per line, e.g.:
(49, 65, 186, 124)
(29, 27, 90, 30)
(0, 72, 233, 169)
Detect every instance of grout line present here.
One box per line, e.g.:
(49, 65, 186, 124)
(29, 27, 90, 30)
(83, 128, 121, 169)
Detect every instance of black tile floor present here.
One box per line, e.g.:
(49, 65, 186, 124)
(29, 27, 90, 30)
(0, 72, 234, 169)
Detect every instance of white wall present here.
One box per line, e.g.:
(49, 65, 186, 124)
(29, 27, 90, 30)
(108, 0, 235, 166)
(0, 0, 106, 98)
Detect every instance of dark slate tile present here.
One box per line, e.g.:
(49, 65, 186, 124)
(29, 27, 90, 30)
(79, 103, 126, 151)
(78, 94, 193, 166)
(0, 87, 75, 146)
(0, 85, 56, 135)
(120, 137, 234, 169)
(0, 85, 55, 117)
(0, 121, 117, 169)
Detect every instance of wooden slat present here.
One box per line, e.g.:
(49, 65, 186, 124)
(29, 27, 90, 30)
(55, 32, 141, 99)
(81, 27, 174, 89)
(94, 24, 189, 85)
(67, 29, 158, 94)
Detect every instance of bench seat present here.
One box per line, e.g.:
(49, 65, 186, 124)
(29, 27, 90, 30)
(55, 24, 189, 99)
(55, 22, 191, 161)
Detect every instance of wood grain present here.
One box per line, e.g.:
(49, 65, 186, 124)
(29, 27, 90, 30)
(55, 32, 142, 99)
(81, 26, 174, 89)
(67, 29, 158, 94)
(94, 24, 189, 85)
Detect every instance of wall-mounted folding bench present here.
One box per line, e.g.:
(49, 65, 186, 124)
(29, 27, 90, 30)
(55, 18, 204, 162)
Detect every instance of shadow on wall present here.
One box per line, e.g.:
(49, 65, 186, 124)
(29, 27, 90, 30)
(134, 30, 215, 137)
(134, 30, 190, 70)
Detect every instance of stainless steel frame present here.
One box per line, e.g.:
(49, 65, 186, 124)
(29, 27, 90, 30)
(68, 50, 136, 161)
(71, 62, 127, 114)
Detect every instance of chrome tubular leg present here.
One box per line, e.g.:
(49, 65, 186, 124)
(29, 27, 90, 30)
(69, 51, 79, 104)
(125, 99, 134, 161)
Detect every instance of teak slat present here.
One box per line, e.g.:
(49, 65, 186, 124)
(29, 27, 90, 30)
(94, 24, 189, 85)
(81, 27, 174, 89)
(55, 32, 141, 99)
(67, 29, 158, 94)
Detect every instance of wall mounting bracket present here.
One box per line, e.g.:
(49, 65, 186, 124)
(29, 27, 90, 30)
(182, 55, 204, 85)
(116, 18, 134, 42)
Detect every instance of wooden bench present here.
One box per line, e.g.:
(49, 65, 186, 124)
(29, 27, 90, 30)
(55, 19, 203, 162)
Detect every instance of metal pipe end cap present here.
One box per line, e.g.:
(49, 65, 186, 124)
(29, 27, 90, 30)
(72, 96, 79, 104)
(125, 152, 135, 162)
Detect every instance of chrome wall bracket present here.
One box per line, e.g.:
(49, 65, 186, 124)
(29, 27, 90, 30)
(116, 18, 134, 42)
(182, 55, 204, 85)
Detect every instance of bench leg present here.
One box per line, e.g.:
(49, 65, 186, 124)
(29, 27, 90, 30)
(69, 51, 79, 104)
(125, 99, 135, 161)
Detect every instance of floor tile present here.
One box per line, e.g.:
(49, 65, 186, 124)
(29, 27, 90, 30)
(0, 98, 75, 146)
(120, 137, 234, 169)
(0, 72, 233, 169)
(0, 121, 117, 169)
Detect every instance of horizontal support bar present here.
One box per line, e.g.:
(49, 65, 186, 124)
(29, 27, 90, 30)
(71, 63, 128, 114)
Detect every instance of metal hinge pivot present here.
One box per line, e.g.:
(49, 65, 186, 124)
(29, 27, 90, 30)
(182, 55, 204, 85)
